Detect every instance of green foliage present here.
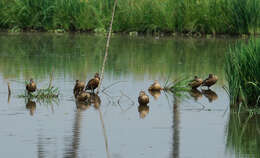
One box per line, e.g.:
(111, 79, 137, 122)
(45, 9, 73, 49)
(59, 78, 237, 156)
(164, 77, 191, 96)
(225, 39, 260, 107)
(0, 0, 259, 34)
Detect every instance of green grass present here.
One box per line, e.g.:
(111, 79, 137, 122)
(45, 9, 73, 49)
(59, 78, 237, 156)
(0, 0, 259, 34)
(164, 77, 191, 97)
(18, 80, 60, 102)
(225, 39, 260, 107)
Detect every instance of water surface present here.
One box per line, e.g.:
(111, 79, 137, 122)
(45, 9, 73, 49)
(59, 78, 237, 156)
(0, 33, 258, 158)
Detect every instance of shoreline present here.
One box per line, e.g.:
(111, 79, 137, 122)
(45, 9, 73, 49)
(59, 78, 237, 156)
(0, 29, 259, 38)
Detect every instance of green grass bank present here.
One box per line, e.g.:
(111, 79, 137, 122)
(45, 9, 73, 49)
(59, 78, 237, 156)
(225, 39, 260, 107)
(0, 0, 260, 35)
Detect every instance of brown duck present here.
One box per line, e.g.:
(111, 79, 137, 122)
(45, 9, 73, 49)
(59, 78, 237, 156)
(90, 93, 101, 109)
(148, 80, 163, 91)
(77, 91, 91, 102)
(202, 74, 218, 89)
(188, 76, 203, 89)
(26, 79, 37, 93)
(73, 80, 85, 96)
(138, 104, 149, 119)
(138, 91, 149, 105)
(85, 73, 100, 92)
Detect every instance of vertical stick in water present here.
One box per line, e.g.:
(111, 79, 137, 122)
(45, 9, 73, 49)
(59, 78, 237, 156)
(7, 82, 11, 103)
(96, 0, 118, 94)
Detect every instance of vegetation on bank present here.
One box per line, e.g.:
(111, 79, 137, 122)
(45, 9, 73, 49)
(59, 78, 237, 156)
(0, 0, 260, 35)
(225, 39, 260, 107)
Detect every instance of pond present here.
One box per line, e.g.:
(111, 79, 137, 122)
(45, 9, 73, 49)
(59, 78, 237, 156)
(0, 33, 259, 158)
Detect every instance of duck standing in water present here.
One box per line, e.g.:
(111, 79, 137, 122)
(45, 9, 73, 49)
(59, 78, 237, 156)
(188, 76, 203, 89)
(202, 74, 218, 89)
(85, 73, 100, 93)
(26, 78, 37, 93)
(76, 91, 91, 102)
(138, 91, 149, 105)
(73, 80, 85, 97)
(148, 80, 163, 91)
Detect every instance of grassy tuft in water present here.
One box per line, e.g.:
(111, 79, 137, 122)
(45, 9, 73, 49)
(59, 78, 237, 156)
(164, 77, 191, 96)
(0, 0, 259, 34)
(225, 39, 260, 107)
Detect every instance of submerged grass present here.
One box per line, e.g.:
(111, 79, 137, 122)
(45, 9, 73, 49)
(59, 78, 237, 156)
(0, 0, 260, 34)
(225, 39, 260, 107)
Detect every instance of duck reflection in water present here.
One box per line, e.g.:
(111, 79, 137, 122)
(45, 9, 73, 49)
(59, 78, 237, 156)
(138, 104, 150, 119)
(148, 89, 161, 100)
(26, 100, 36, 116)
(189, 89, 203, 101)
(75, 100, 91, 111)
(202, 89, 218, 102)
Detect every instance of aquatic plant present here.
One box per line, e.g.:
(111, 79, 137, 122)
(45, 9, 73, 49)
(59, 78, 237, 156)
(0, 0, 259, 34)
(226, 112, 260, 158)
(225, 39, 260, 107)
(164, 77, 191, 97)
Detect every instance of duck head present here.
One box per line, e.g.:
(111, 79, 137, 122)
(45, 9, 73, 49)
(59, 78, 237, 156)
(94, 73, 100, 80)
(139, 91, 146, 96)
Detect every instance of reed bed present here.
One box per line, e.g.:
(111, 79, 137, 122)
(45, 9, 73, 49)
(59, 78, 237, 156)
(225, 39, 260, 107)
(0, 0, 259, 34)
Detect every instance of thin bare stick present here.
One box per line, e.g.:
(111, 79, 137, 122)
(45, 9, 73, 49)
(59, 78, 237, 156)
(96, 0, 118, 94)
(98, 108, 110, 158)
(48, 68, 54, 88)
(7, 82, 11, 95)
(7, 82, 11, 103)
(101, 81, 127, 92)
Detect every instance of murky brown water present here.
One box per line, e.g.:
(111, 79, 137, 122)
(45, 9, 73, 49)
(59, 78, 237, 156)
(0, 33, 259, 158)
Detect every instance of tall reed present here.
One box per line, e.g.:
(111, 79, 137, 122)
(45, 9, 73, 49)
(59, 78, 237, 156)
(0, 0, 259, 34)
(225, 39, 260, 107)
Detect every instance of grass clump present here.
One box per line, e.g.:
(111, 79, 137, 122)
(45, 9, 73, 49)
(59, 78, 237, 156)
(225, 39, 260, 107)
(164, 77, 191, 96)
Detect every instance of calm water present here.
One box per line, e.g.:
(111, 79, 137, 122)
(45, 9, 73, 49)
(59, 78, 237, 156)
(0, 33, 259, 158)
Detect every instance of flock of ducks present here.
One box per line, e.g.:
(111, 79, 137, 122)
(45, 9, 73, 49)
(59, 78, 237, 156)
(25, 73, 218, 117)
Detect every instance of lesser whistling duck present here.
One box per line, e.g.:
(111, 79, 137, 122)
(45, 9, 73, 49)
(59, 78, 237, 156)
(148, 80, 163, 91)
(85, 73, 100, 93)
(188, 76, 203, 89)
(26, 78, 37, 93)
(73, 80, 85, 96)
(138, 104, 149, 119)
(202, 74, 218, 89)
(138, 91, 149, 105)
(76, 91, 91, 102)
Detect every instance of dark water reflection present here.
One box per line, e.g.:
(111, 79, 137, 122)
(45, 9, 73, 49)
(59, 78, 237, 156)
(0, 33, 259, 158)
